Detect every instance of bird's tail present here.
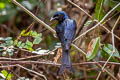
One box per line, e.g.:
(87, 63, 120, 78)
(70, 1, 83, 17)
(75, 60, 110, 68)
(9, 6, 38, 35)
(59, 50, 74, 74)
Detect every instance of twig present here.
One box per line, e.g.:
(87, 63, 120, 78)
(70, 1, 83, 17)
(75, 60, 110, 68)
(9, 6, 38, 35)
(0, 64, 47, 80)
(0, 61, 120, 67)
(67, 0, 92, 19)
(17, 64, 47, 80)
(0, 47, 57, 61)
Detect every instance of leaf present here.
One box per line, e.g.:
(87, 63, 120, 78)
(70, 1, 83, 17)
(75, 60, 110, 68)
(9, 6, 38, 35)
(1, 70, 13, 80)
(109, 0, 120, 11)
(26, 47, 34, 52)
(25, 39, 33, 51)
(25, 39, 33, 47)
(20, 30, 25, 36)
(16, 41, 22, 47)
(95, 0, 105, 21)
(101, 44, 120, 62)
(22, 31, 30, 36)
(103, 44, 119, 57)
(13, 40, 18, 46)
(2, 51, 7, 56)
(19, 43, 25, 48)
(1, 70, 8, 77)
(33, 37, 42, 44)
(7, 73, 13, 80)
(86, 37, 100, 61)
(101, 50, 119, 62)
(30, 31, 38, 37)
(5, 40, 13, 46)
(84, 20, 92, 27)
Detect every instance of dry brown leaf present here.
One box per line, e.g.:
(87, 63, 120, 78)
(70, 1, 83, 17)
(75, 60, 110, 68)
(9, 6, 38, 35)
(54, 48, 62, 63)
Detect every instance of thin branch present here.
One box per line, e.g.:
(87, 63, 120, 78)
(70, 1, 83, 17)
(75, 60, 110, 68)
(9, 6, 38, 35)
(11, 0, 56, 34)
(0, 61, 120, 67)
(17, 64, 47, 80)
(0, 47, 57, 61)
(0, 64, 47, 80)
(67, 0, 92, 19)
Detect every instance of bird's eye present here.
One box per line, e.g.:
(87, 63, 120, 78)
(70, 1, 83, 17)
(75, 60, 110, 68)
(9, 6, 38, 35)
(53, 14, 59, 17)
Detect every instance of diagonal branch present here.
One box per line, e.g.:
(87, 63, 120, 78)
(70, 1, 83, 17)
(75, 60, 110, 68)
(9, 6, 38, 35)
(11, 0, 56, 34)
(17, 64, 47, 80)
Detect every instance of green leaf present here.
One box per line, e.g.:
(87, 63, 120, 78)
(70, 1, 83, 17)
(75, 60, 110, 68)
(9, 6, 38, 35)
(109, 0, 120, 11)
(25, 39, 33, 48)
(19, 43, 25, 48)
(23, 44, 28, 48)
(0, 3, 5, 9)
(84, 20, 92, 27)
(101, 44, 120, 62)
(30, 31, 38, 37)
(86, 37, 100, 61)
(1, 70, 13, 80)
(95, 0, 105, 21)
(22, 31, 30, 36)
(1, 70, 8, 77)
(20, 30, 25, 36)
(101, 50, 119, 62)
(7, 73, 13, 80)
(5, 40, 13, 46)
(33, 37, 42, 44)
(26, 47, 34, 52)
(104, 44, 119, 57)
(2, 51, 7, 56)
(16, 41, 22, 47)
(13, 40, 18, 46)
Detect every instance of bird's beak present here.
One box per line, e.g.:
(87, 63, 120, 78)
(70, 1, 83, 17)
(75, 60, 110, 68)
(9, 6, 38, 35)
(50, 17, 54, 21)
(50, 16, 58, 21)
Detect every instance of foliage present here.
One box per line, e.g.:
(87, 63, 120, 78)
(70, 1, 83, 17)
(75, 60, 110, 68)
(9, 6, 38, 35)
(0, 70, 14, 80)
(86, 37, 100, 61)
(0, 30, 43, 56)
(101, 44, 120, 62)
(0, 37, 14, 56)
(95, 0, 105, 21)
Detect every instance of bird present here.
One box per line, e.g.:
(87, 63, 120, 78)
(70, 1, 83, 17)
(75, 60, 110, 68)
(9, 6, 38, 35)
(50, 11, 76, 74)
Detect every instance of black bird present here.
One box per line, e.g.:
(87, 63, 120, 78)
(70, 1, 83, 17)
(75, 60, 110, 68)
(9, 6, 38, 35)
(50, 11, 76, 74)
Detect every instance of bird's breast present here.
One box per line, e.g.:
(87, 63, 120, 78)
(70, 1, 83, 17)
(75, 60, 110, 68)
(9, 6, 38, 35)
(56, 24, 64, 33)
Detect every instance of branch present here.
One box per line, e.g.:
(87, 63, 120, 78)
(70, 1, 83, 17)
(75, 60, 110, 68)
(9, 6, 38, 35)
(11, 0, 56, 34)
(0, 61, 120, 66)
(0, 48, 57, 61)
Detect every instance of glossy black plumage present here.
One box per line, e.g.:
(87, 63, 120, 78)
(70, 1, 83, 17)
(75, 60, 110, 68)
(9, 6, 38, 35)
(51, 11, 76, 74)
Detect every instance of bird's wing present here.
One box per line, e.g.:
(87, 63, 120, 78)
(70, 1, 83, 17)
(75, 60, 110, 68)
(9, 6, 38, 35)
(63, 19, 76, 41)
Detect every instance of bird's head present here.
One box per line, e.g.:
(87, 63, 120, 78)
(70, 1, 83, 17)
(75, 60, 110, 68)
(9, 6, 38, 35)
(50, 11, 68, 23)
